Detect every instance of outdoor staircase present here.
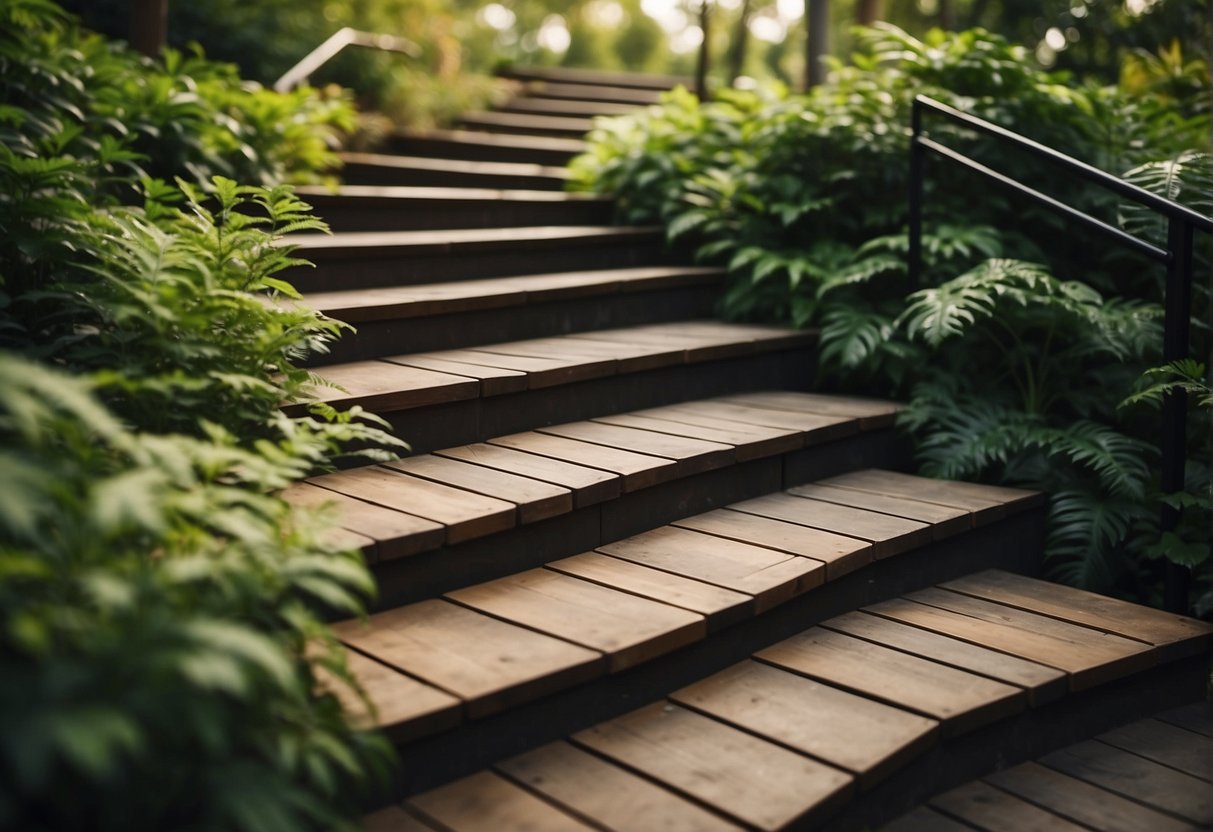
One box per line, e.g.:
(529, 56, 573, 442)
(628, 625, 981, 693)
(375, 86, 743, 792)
(279, 66, 1213, 830)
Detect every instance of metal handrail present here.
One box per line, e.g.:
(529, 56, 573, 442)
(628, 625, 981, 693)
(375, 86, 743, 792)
(273, 27, 421, 93)
(908, 94, 1210, 614)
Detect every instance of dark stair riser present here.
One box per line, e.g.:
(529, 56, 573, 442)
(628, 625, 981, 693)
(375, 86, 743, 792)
(498, 65, 691, 92)
(369, 507, 1046, 800)
(456, 118, 591, 141)
(385, 134, 582, 166)
(341, 161, 567, 191)
(311, 281, 725, 365)
(290, 235, 669, 293)
(304, 194, 612, 233)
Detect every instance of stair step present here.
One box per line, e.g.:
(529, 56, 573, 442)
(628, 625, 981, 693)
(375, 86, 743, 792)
(885, 702, 1213, 831)
(497, 96, 639, 118)
(338, 152, 570, 190)
(290, 322, 817, 449)
(522, 81, 663, 106)
(385, 128, 586, 165)
(457, 111, 595, 139)
(296, 185, 612, 232)
(379, 570, 1210, 829)
(293, 266, 726, 362)
(499, 64, 691, 92)
(287, 225, 665, 292)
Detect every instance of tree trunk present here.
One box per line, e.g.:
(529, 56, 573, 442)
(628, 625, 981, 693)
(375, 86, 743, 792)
(856, 0, 883, 26)
(130, 0, 167, 57)
(804, 0, 829, 89)
(695, 0, 712, 99)
(727, 0, 752, 83)
(938, 0, 956, 30)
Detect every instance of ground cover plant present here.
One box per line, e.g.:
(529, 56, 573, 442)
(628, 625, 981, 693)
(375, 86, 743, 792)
(572, 24, 1213, 612)
(0, 1, 404, 828)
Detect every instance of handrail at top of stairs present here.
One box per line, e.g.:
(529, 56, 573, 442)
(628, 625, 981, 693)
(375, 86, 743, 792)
(274, 27, 421, 93)
(908, 93, 1213, 615)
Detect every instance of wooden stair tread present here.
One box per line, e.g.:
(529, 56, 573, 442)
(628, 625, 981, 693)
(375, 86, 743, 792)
(384, 454, 572, 524)
(500, 96, 638, 117)
(487, 429, 679, 491)
(298, 183, 606, 203)
(290, 224, 658, 254)
(522, 80, 664, 105)
(538, 419, 736, 477)
(435, 442, 621, 507)
(281, 482, 444, 562)
(409, 770, 594, 831)
(331, 648, 462, 741)
(388, 573, 1210, 831)
(820, 467, 1045, 519)
(338, 151, 571, 181)
(721, 390, 906, 429)
(458, 110, 596, 135)
(498, 64, 691, 91)
(391, 126, 587, 153)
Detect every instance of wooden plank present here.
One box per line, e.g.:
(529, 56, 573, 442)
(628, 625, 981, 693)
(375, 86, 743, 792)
(362, 806, 437, 832)
(547, 552, 753, 630)
(940, 570, 1213, 658)
(309, 466, 516, 545)
(537, 420, 735, 478)
(481, 335, 684, 374)
(729, 492, 931, 559)
(435, 442, 620, 508)
(488, 431, 678, 492)
(574, 702, 854, 831)
(1157, 701, 1213, 738)
(1097, 718, 1213, 782)
(873, 589, 1156, 690)
(598, 525, 824, 612)
(788, 482, 972, 539)
(719, 391, 904, 429)
(409, 770, 595, 832)
(333, 600, 603, 718)
(445, 568, 705, 672)
(384, 355, 528, 396)
(881, 806, 979, 832)
(384, 454, 571, 525)
(929, 781, 1088, 831)
(986, 761, 1197, 832)
(818, 468, 1043, 520)
(331, 648, 462, 740)
(497, 741, 743, 832)
(567, 326, 752, 362)
(305, 361, 479, 410)
(821, 611, 1068, 705)
(672, 508, 872, 580)
(755, 628, 1024, 734)
(1039, 739, 1213, 824)
(672, 660, 938, 787)
(280, 483, 445, 561)
(424, 347, 612, 390)
(593, 411, 803, 461)
(662, 399, 861, 439)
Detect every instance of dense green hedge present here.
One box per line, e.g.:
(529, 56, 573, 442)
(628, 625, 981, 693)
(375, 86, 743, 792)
(573, 25, 1213, 611)
(1, 2, 404, 828)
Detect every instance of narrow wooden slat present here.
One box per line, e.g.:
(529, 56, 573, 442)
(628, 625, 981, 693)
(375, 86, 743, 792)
(593, 411, 803, 461)
(819, 468, 1043, 520)
(481, 335, 684, 373)
(929, 781, 1088, 831)
(574, 703, 854, 831)
(788, 482, 972, 539)
(719, 391, 904, 429)
(676, 399, 861, 438)
(497, 741, 743, 832)
(1097, 718, 1213, 781)
(384, 355, 528, 396)
(672, 660, 938, 787)
(881, 806, 979, 832)
(430, 347, 615, 388)
(547, 552, 753, 630)
(280, 483, 445, 561)
(598, 525, 824, 612)
(409, 771, 596, 832)
(874, 588, 1155, 690)
(756, 628, 1024, 735)
(333, 600, 603, 718)
(822, 611, 1068, 705)
(446, 569, 705, 672)
(309, 466, 516, 544)
(538, 420, 735, 477)
(333, 648, 462, 740)
(362, 806, 438, 832)
(567, 326, 753, 362)
(1157, 701, 1213, 738)
(304, 360, 479, 410)
(384, 454, 572, 525)
(436, 442, 621, 507)
(1039, 740, 1213, 824)
(940, 570, 1213, 658)
(986, 761, 1197, 832)
(672, 508, 872, 579)
(730, 492, 931, 559)
(488, 431, 678, 492)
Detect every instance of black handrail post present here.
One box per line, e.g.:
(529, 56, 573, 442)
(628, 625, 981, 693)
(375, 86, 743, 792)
(908, 98, 924, 288)
(1161, 216, 1195, 614)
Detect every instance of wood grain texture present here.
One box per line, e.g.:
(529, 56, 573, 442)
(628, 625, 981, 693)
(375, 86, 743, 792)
(880, 806, 978, 832)
(718, 391, 904, 429)
(672, 660, 938, 786)
(333, 599, 603, 718)
(788, 482, 971, 540)
(384, 454, 572, 524)
(756, 628, 1024, 734)
(385, 354, 528, 396)
(665, 399, 860, 440)
(929, 781, 1088, 831)
(488, 431, 678, 491)
(409, 770, 596, 831)
(331, 648, 461, 740)
(445, 568, 705, 672)
(594, 410, 803, 461)
(305, 361, 479, 410)
(598, 525, 824, 612)
(497, 741, 743, 832)
(435, 442, 621, 507)
(818, 468, 1043, 520)
(729, 492, 930, 559)
(1097, 718, 1213, 782)
(281, 481, 447, 560)
(362, 806, 438, 832)
(537, 420, 735, 477)
(1157, 701, 1213, 738)
(574, 703, 854, 831)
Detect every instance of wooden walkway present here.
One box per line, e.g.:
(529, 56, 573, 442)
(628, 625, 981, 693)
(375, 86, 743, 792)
(275, 64, 1213, 831)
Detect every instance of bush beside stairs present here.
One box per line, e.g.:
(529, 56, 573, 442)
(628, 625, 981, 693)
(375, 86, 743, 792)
(280, 66, 1213, 831)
